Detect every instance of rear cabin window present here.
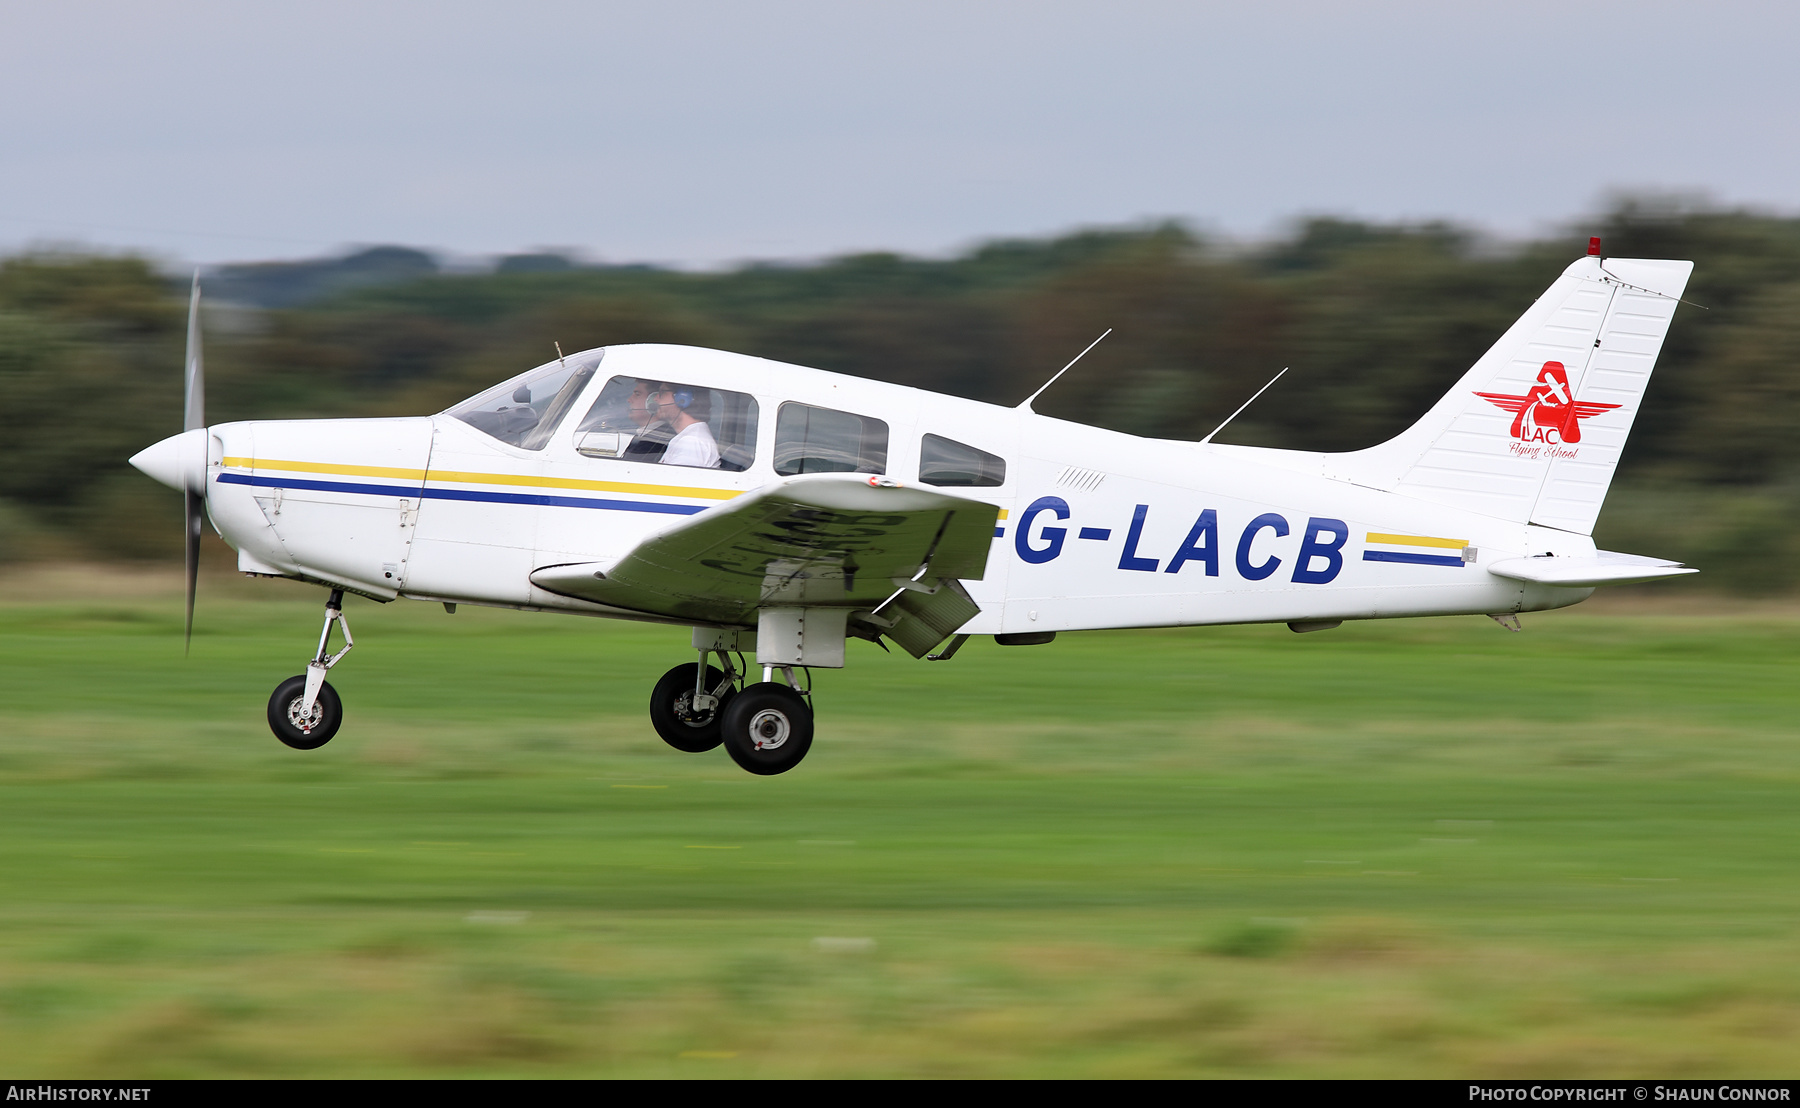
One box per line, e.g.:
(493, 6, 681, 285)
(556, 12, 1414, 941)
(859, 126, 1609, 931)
(448, 350, 605, 450)
(570, 376, 759, 471)
(774, 403, 889, 475)
(919, 434, 1006, 487)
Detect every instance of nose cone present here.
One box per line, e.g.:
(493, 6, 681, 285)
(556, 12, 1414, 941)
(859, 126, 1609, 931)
(129, 428, 209, 492)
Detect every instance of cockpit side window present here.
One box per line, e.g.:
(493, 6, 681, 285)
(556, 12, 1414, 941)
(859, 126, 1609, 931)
(571, 376, 760, 471)
(448, 350, 605, 450)
(919, 434, 1006, 487)
(774, 403, 889, 475)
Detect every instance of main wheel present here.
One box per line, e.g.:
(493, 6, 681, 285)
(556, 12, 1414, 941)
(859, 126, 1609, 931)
(721, 682, 814, 775)
(649, 663, 736, 753)
(267, 674, 342, 750)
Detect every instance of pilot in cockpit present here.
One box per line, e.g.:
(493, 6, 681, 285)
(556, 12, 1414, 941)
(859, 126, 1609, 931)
(649, 383, 721, 468)
(621, 378, 673, 461)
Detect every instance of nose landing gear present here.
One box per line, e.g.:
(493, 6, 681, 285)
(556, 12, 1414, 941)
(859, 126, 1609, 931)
(267, 589, 352, 750)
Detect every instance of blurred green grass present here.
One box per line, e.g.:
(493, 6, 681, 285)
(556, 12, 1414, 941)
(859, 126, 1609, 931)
(2, 566, 1798, 1077)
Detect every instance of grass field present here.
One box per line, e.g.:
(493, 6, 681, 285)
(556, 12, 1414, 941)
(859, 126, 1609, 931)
(2, 565, 1798, 1078)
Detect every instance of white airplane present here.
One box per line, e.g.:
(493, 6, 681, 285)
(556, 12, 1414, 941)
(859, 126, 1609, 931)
(131, 241, 1697, 775)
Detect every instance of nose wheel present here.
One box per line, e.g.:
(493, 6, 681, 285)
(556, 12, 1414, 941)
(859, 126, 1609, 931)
(268, 674, 342, 749)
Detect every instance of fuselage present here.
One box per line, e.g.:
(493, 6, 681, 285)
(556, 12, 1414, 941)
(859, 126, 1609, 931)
(186, 343, 1588, 634)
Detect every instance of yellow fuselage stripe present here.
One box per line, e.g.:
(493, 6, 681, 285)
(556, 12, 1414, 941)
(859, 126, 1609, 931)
(1366, 532, 1468, 549)
(223, 457, 419, 479)
(221, 456, 740, 501)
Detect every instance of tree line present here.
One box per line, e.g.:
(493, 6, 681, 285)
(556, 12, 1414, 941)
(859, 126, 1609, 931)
(5, 200, 1799, 591)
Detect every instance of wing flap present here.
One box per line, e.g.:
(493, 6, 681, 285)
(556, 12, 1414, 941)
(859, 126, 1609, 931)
(870, 578, 982, 658)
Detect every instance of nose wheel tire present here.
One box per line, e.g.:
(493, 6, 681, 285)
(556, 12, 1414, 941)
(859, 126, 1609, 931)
(649, 663, 736, 753)
(267, 674, 342, 750)
(721, 682, 813, 775)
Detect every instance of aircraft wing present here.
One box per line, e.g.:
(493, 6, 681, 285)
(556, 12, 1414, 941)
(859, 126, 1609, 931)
(1487, 551, 1697, 588)
(530, 475, 1000, 632)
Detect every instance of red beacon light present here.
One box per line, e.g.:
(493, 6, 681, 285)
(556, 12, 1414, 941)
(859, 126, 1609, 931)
(1588, 236, 1602, 256)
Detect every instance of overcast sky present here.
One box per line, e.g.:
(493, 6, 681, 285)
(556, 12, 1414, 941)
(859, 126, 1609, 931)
(2, 1, 1795, 267)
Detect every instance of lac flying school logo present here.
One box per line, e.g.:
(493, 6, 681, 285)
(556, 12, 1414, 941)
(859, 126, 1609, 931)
(1475, 361, 1619, 455)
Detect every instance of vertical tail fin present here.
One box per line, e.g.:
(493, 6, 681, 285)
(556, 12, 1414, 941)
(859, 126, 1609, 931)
(1329, 254, 1693, 535)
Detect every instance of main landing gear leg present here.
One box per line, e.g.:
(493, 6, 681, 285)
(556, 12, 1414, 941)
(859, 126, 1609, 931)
(649, 648, 742, 753)
(656, 622, 822, 775)
(267, 588, 352, 750)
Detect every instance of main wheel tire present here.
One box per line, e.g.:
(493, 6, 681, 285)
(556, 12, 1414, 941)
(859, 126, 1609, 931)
(649, 663, 736, 753)
(721, 682, 814, 776)
(267, 674, 342, 750)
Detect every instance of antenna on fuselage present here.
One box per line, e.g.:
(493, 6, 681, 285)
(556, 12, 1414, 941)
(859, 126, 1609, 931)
(1199, 366, 1288, 445)
(1017, 329, 1111, 412)
(554, 341, 568, 369)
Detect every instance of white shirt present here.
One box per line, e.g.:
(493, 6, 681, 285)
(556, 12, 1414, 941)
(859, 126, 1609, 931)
(661, 421, 720, 468)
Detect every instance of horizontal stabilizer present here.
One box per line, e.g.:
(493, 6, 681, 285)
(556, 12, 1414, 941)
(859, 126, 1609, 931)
(1486, 550, 1696, 588)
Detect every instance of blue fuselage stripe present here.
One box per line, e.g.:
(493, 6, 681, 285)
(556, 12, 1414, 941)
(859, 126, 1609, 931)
(1362, 550, 1464, 567)
(217, 472, 707, 516)
(220, 473, 417, 498)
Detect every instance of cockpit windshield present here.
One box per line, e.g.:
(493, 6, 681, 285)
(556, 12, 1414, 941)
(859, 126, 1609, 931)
(447, 349, 606, 449)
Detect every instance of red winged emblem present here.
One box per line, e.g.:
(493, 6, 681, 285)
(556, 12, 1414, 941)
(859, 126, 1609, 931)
(1475, 361, 1619, 445)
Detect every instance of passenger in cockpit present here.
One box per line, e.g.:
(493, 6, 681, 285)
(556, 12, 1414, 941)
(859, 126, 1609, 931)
(651, 383, 721, 468)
